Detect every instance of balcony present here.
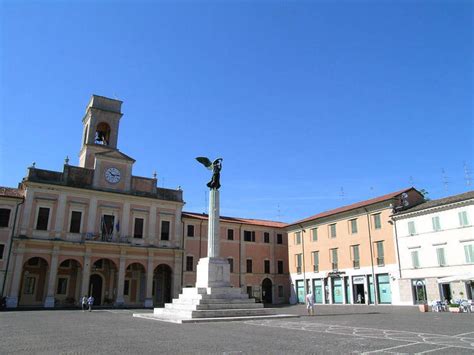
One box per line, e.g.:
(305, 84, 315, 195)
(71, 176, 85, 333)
(331, 263, 338, 271)
(353, 260, 360, 269)
(296, 266, 301, 274)
(313, 265, 319, 273)
(377, 257, 385, 267)
(83, 233, 131, 244)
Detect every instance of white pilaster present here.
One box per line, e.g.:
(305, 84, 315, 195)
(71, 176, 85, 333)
(44, 247, 60, 308)
(20, 192, 34, 235)
(148, 205, 157, 244)
(121, 202, 130, 238)
(86, 197, 97, 233)
(80, 251, 91, 297)
(144, 253, 154, 308)
(6, 244, 25, 308)
(115, 253, 126, 306)
(54, 194, 67, 238)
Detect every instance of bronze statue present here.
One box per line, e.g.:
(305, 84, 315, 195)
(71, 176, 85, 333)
(196, 157, 223, 190)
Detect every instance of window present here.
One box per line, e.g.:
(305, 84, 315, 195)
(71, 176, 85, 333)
(69, 211, 82, 233)
(350, 219, 358, 234)
(296, 254, 302, 274)
(277, 260, 283, 274)
(351, 245, 360, 269)
(312, 251, 319, 272)
(278, 285, 284, 298)
(56, 278, 68, 295)
(330, 248, 338, 270)
(24, 277, 36, 294)
(329, 224, 337, 238)
(228, 258, 234, 273)
(376, 241, 384, 266)
(464, 244, 474, 264)
(246, 259, 253, 273)
(264, 260, 270, 274)
(161, 221, 170, 240)
(36, 207, 50, 230)
(408, 221, 416, 235)
(101, 214, 114, 236)
(277, 234, 283, 244)
(432, 216, 441, 231)
(0, 208, 11, 227)
(227, 229, 234, 240)
(264, 232, 270, 243)
(134, 218, 144, 238)
(244, 230, 255, 242)
(436, 248, 446, 266)
(373, 213, 381, 229)
(295, 232, 301, 244)
(311, 228, 318, 242)
(186, 256, 193, 271)
(411, 250, 420, 268)
(459, 211, 469, 227)
(0, 244, 4, 260)
(187, 225, 194, 237)
(124, 280, 130, 296)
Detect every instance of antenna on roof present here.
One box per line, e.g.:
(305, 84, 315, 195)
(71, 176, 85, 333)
(339, 187, 345, 200)
(464, 161, 472, 187)
(441, 168, 449, 192)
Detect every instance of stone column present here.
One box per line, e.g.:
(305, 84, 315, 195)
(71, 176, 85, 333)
(80, 251, 91, 297)
(6, 243, 25, 308)
(115, 253, 126, 306)
(44, 247, 60, 308)
(54, 194, 67, 238)
(207, 189, 220, 257)
(144, 252, 154, 308)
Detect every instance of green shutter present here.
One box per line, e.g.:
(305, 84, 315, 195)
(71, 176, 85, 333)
(465, 245, 474, 263)
(377, 242, 384, 257)
(436, 248, 446, 266)
(353, 245, 360, 260)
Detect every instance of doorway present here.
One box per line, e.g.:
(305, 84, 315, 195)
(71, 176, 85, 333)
(440, 283, 451, 302)
(89, 274, 103, 305)
(261, 278, 273, 304)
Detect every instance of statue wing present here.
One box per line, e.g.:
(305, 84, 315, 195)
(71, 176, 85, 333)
(213, 158, 223, 164)
(196, 157, 213, 169)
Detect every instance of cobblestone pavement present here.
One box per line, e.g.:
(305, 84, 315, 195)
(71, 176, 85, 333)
(1, 305, 473, 354)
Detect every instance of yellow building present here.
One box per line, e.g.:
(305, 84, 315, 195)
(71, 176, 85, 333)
(286, 189, 424, 305)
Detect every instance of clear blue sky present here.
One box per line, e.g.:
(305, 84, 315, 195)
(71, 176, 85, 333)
(1, 0, 472, 223)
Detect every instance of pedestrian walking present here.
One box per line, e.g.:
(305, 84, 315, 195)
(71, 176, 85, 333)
(81, 295, 88, 311)
(306, 289, 315, 316)
(87, 295, 95, 312)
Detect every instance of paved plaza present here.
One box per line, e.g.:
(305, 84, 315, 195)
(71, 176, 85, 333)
(1, 305, 473, 354)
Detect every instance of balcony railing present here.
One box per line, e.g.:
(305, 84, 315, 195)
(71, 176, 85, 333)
(296, 266, 301, 274)
(83, 233, 131, 244)
(313, 265, 319, 273)
(332, 263, 338, 271)
(377, 257, 385, 267)
(353, 260, 360, 269)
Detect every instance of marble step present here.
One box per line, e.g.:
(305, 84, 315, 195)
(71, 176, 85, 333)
(181, 287, 249, 299)
(155, 307, 272, 319)
(173, 298, 258, 305)
(165, 302, 264, 311)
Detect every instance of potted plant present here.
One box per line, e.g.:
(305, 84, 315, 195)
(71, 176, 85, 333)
(418, 303, 429, 312)
(448, 303, 460, 313)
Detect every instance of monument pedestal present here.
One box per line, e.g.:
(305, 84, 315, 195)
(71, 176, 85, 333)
(196, 257, 230, 288)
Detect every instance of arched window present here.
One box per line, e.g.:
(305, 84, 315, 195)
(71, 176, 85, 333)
(94, 122, 111, 145)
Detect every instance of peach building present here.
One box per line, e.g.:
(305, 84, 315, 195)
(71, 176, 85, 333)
(182, 212, 289, 304)
(286, 188, 424, 305)
(0, 95, 290, 309)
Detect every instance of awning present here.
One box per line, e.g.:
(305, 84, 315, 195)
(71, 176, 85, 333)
(437, 272, 474, 283)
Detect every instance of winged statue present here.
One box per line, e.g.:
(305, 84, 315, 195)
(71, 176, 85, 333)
(196, 157, 223, 190)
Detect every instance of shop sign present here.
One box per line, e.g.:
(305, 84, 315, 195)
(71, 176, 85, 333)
(353, 276, 365, 284)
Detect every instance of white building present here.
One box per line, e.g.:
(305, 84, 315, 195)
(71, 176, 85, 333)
(392, 191, 474, 305)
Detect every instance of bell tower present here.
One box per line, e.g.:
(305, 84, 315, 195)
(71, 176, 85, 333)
(79, 95, 123, 168)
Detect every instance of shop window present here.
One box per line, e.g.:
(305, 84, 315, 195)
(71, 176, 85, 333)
(0, 208, 11, 227)
(36, 207, 50, 230)
(56, 278, 68, 295)
(69, 211, 82, 233)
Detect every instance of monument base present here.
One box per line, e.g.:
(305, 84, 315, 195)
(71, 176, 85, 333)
(133, 287, 298, 323)
(196, 257, 230, 288)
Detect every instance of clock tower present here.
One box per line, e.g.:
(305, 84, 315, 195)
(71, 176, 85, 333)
(79, 95, 135, 191)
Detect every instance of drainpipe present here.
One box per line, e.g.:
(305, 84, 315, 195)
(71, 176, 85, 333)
(298, 224, 307, 297)
(364, 207, 378, 305)
(390, 217, 402, 280)
(180, 218, 185, 288)
(238, 223, 243, 288)
(1, 198, 25, 298)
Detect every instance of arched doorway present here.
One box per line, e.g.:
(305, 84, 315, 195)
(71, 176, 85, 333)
(262, 278, 273, 304)
(153, 264, 172, 307)
(89, 274, 103, 305)
(19, 257, 49, 306)
(125, 263, 146, 306)
(89, 258, 117, 305)
(55, 259, 82, 307)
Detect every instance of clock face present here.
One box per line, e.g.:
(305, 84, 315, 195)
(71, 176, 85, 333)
(105, 167, 121, 184)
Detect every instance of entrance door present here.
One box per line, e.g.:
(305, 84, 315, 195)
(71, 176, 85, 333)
(440, 283, 451, 301)
(313, 279, 323, 304)
(89, 274, 102, 305)
(296, 280, 305, 303)
(332, 278, 343, 304)
(154, 265, 172, 306)
(261, 278, 273, 304)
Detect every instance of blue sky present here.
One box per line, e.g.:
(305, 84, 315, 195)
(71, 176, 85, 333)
(0, 0, 472, 223)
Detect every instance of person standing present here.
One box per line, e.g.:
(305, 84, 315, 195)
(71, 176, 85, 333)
(81, 295, 88, 312)
(306, 289, 315, 316)
(87, 295, 95, 312)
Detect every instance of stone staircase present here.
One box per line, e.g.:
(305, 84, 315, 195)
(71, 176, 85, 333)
(133, 287, 298, 323)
